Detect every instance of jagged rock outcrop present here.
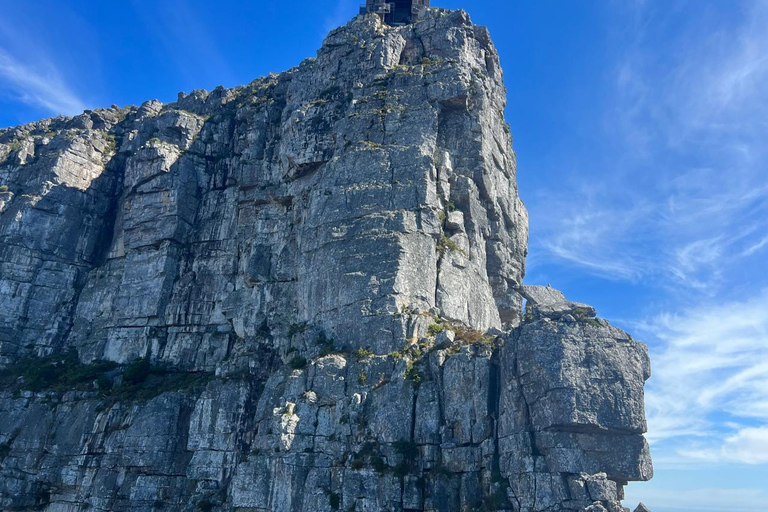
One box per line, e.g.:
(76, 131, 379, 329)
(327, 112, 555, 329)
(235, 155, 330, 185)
(0, 8, 652, 512)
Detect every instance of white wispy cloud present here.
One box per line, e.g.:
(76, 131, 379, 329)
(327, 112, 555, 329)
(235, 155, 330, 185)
(635, 291, 768, 463)
(741, 236, 768, 257)
(0, 48, 86, 116)
(678, 426, 768, 465)
(530, 186, 655, 282)
(528, 0, 768, 292)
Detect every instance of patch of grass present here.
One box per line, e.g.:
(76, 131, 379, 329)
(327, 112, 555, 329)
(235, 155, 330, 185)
(106, 367, 213, 404)
(427, 323, 445, 336)
(453, 325, 495, 347)
(354, 347, 374, 361)
(0, 350, 213, 403)
(388, 348, 407, 359)
(404, 361, 422, 384)
(420, 57, 443, 67)
(357, 371, 368, 385)
(437, 235, 462, 255)
(0, 185, 9, 193)
(0, 350, 118, 393)
(573, 307, 601, 327)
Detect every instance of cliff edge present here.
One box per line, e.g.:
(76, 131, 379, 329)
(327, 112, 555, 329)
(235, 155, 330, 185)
(0, 9, 652, 512)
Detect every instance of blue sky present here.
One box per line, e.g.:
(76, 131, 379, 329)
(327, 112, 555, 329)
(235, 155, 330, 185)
(1, 1, 766, 510)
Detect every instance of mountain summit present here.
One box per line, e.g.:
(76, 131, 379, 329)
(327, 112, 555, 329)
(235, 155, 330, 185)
(0, 9, 653, 512)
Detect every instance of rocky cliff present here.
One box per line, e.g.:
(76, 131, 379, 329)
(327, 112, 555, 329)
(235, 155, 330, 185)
(0, 9, 652, 512)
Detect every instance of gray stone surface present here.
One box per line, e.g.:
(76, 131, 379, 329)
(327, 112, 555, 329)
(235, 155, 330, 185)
(0, 8, 653, 512)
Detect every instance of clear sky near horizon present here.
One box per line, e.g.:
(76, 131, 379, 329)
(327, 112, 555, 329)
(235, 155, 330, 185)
(1, 1, 767, 510)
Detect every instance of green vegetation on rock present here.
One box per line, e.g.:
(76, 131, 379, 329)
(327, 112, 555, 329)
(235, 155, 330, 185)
(0, 350, 213, 402)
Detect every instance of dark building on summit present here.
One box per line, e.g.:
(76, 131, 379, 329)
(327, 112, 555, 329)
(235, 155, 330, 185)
(359, 0, 430, 26)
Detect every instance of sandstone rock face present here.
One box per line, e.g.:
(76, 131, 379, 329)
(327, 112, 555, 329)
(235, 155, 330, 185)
(0, 8, 652, 512)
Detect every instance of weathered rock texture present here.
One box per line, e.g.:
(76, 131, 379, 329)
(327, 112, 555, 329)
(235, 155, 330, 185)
(0, 8, 652, 512)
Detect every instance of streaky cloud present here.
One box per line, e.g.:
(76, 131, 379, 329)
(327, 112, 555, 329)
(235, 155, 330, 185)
(0, 48, 85, 116)
(636, 291, 768, 464)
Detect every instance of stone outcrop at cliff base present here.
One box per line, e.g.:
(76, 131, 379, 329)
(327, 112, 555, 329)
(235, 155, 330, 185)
(0, 8, 653, 512)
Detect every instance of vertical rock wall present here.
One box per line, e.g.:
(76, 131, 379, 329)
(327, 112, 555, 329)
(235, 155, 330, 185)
(0, 9, 651, 512)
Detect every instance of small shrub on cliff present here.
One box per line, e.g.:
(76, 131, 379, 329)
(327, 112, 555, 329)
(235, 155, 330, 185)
(0, 350, 119, 393)
(453, 325, 495, 347)
(197, 499, 213, 512)
(354, 347, 374, 361)
(427, 323, 444, 336)
(0, 442, 11, 460)
(393, 461, 410, 477)
(1, 351, 212, 403)
(329, 492, 341, 510)
(288, 356, 308, 370)
(371, 455, 387, 473)
(0, 185, 8, 193)
(123, 357, 151, 385)
(96, 374, 114, 392)
(316, 331, 338, 357)
(287, 322, 309, 336)
(393, 439, 419, 459)
(404, 361, 422, 384)
(437, 235, 462, 255)
(573, 307, 602, 327)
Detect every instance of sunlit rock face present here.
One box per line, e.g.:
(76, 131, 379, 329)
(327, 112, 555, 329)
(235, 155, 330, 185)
(0, 9, 651, 512)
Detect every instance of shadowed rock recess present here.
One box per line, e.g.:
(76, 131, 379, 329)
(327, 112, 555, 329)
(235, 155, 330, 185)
(0, 9, 653, 512)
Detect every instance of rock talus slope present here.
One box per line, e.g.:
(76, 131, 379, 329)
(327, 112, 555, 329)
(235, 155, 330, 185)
(0, 9, 653, 512)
